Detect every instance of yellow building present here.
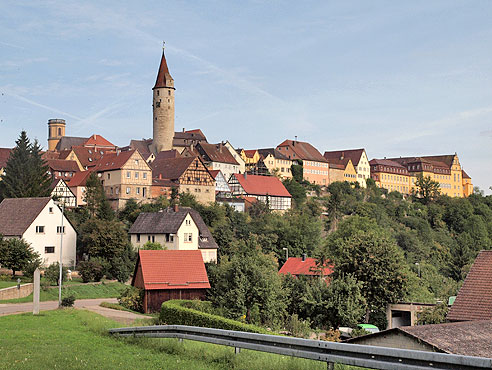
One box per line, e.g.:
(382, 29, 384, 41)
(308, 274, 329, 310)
(328, 158, 357, 184)
(258, 148, 293, 179)
(324, 149, 370, 188)
(371, 154, 473, 198)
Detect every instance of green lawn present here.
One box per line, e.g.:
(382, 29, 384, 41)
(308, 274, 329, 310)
(0, 310, 361, 370)
(0, 282, 126, 303)
(0, 280, 19, 289)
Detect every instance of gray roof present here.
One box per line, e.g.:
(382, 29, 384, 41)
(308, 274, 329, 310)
(0, 197, 51, 236)
(129, 207, 218, 250)
(55, 136, 88, 151)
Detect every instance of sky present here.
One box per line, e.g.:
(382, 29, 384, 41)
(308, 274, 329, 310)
(1, 1, 491, 193)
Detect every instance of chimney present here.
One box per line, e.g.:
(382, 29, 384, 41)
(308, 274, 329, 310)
(159, 173, 162, 179)
(219, 143, 223, 153)
(174, 204, 179, 212)
(302, 253, 307, 262)
(294, 135, 298, 142)
(244, 172, 247, 179)
(182, 128, 185, 133)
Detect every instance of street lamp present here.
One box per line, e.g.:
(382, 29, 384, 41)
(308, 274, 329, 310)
(282, 247, 288, 261)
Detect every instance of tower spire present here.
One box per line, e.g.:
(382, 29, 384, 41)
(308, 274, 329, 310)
(153, 42, 173, 90)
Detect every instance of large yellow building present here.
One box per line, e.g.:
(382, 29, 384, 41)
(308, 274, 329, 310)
(258, 148, 293, 179)
(327, 158, 357, 184)
(370, 154, 473, 198)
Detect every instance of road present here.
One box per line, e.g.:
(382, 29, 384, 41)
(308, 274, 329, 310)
(0, 298, 153, 324)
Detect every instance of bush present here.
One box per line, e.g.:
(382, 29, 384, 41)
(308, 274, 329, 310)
(23, 258, 42, 279)
(160, 300, 269, 334)
(61, 295, 76, 307)
(118, 286, 144, 313)
(285, 314, 311, 338)
(78, 259, 105, 283)
(44, 263, 68, 286)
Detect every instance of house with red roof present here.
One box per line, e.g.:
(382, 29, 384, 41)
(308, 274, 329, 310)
(132, 249, 211, 313)
(46, 159, 83, 181)
(92, 149, 152, 209)
(277, 139, 329, 186)
(447, 250, 492, 322)
(67, 171, 93, 206)
(0, 148, 12, 176)
(279, 255, 333, 279)
(324, 149, 370, 188)
(228, 173, 291, 211)
(186, 142, 240, 181)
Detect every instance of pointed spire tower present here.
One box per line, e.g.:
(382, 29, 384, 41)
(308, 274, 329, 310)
(152, 42, 175, 154)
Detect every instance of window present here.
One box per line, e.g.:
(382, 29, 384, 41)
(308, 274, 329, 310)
(166, 234, 175, 243)
(184, 233, 192, 242)
(136, 234, 140, 242)
(49, 207, 53, 214)
(45, 246, 55, 254)
(143, 172, 147, 179)
(126, 187, 131, 194)
(168, 90, 171, 96)
(126, 171, 131, 178)
(136, 187, 140, 195)
(135, 172, 139, 179)
(36, 226, 45, 233)
(142, 187, 146, 197)
(57, 226, 65, 234)
(185, 219, 191, 226)
(107, 173, 110, 180)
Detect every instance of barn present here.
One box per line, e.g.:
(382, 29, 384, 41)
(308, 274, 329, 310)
(131, 249, 211, 313)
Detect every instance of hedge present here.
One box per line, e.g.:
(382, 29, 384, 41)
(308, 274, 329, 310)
(160, 300, 270, 334)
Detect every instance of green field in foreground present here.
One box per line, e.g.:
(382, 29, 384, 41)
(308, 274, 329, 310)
(0, 280, 19, 289)
(0, 310, 363, 370)
(0, 282, 126, 303)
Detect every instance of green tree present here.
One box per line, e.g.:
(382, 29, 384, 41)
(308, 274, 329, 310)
(0, 238, 40, 277)
(417, 302, 449, 325)
(207, 241, 287, 327)
(79, 219, 135, 282)
(283, 178, 307, 206)
(317, 216, 407, 323)
(413, 175, 440, 204)
(291, 162, 304, 183)
(84, 172, 114, 220)
(140, 241, 165, 250)
(0, 131, 51, 200)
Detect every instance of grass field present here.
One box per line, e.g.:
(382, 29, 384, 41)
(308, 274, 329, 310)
(0, 282, 126, 303)
(0, 309, 364, 370)
(0, 280, 19, 289)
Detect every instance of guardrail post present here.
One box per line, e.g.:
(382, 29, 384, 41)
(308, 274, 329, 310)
(235, 347, 241, 354)
(327, 362, 334, 370)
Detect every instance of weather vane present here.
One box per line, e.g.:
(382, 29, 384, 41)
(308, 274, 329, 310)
(162, 41, 165, 50)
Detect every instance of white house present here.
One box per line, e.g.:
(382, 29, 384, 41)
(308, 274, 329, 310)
(128, 205, 218, 263)
(50, 178, 77, 208)
(0, 197, 77, 267)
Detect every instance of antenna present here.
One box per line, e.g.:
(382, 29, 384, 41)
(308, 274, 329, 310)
(162, 41, 165, 50)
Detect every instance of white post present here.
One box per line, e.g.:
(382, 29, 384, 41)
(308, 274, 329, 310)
(33, 268, 40, 315)
(58, 202, 64, 308)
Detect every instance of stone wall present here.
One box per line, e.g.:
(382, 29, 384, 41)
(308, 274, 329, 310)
(0, 283, 33, 300)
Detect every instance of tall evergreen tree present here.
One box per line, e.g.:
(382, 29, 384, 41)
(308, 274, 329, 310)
(0, 131, 51, 200)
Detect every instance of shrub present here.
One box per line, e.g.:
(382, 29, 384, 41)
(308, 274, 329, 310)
(160, 300, 269, 334)
(44, 263, 68, 286)
(285, 314, 311, 338)
(23, 258, 42, 279)
(61, 295, 75, 307)
(78, 259, 105, 283)
(118, 286, 144, 313)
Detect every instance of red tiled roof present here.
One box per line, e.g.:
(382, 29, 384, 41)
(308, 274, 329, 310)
(243, 149, 257, 158)
(41, 151, 60, 160)
(0, 148, 12, 168)
(84, 134, 115, 148)
(135, 250, 210, 290)
(46, 159, 80, 172)
(151, 156, 196, 180)
(324, 149, 366, 166)
(71, 146, 114, 168)
(277, 140, 327, 162)
(68, 170, 92, 187)
(92, 150, 136, 172)
(279, 257, 333, 276)
(198, 143, 239, 165)
(232, 174, 291, 197)
(153, 50, 173, 89)
(208, 170, 221, 179)
(154, 150, 181, 160)
(447, 250, 492, 321)
(462, 169, 471, 179)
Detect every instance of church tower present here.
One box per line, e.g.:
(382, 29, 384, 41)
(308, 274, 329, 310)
(47, 118, 66, 151)
(151, 44, 175, 154)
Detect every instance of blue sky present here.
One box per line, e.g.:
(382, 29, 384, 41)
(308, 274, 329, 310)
(1, 1, 491, 193)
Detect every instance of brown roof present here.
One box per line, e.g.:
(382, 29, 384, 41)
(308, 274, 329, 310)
(132, 250, 210, 291)
(129, 207, 218, 250)
(327, 157, 353, 169)
(128, 139, 153, 159)
(197, 143, 239, 165)
(68, 170, 92, 187)
(447, 250, 492, 321)
(55, 136, 88, 151)
(153, 49, 173, 89)
(277, 140, 327, 162)
(0, 197, 51, 236)
(323, 149, 366, 166)
(152, 178, 176, 188)
(46, 159, 80, 172)
(151, 157, 196, 180)
(0, 148, 12, 168)
(348, 320, 492, 358)
(71, 146, 113, 168)
(257, 148, 290, 161)
(369, 158, 406, 168)
(92, 150, 136, 172)
(154, 150, 181, 160)
(84, 134, 115, 148)
(232, 174, 291, 197)
(462, 169, 471, 179)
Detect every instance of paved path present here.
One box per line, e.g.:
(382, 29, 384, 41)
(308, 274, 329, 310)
(0, 298, 152, 324)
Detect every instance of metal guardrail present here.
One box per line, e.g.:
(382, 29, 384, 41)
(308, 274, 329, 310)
(108, 325, 492, 370)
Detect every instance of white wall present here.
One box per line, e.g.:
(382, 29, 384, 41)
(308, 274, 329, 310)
(22, 199, 77, 267)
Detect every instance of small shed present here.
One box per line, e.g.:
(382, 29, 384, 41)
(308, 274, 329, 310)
(131, 249, 210, 313)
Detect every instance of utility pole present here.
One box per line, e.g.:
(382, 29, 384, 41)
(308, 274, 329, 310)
(58, 202, 64, 308)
